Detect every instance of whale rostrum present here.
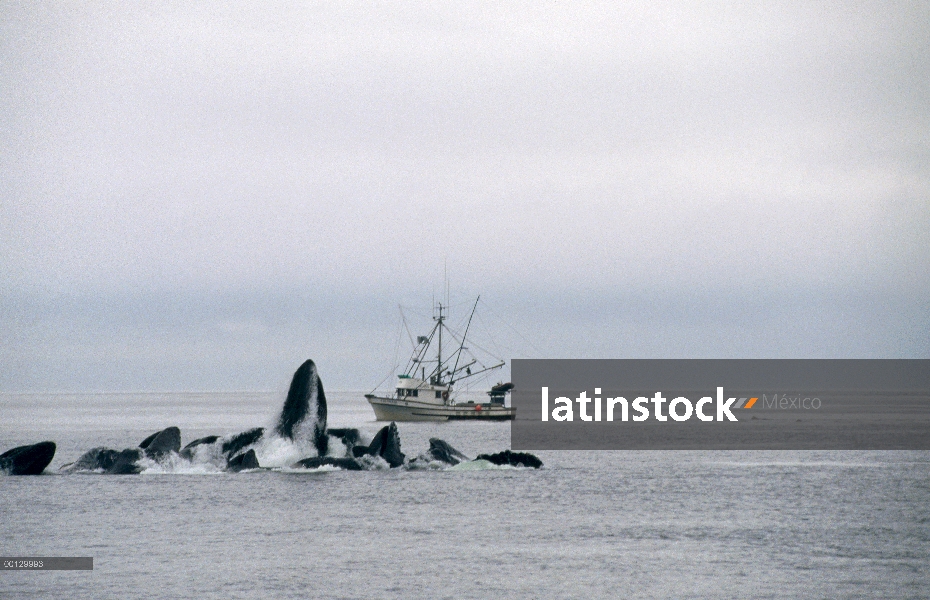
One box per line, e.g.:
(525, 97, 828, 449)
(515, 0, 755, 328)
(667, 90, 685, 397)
(17, 358, 542, 475)
(427, 438, 470, 465)
(0, 441, 56, 475)
(276, 359, 328, 457)
(141, 426, 181, 459)
(60, 447, 120, 473)
(350, 422, 405, 468)
(226, 449, 260, 472)
(221, 428, 265, 459)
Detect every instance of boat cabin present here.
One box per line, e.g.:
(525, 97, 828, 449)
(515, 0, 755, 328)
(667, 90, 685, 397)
(396, 374, 450, 400)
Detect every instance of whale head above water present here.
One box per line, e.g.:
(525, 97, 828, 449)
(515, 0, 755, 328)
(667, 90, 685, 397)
(41, 358, 542, 475)
(0, 441, 56, 475)
(276, 359, 328, 457)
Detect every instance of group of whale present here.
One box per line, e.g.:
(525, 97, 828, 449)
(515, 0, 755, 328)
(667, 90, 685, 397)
(1, 359, 542, 476)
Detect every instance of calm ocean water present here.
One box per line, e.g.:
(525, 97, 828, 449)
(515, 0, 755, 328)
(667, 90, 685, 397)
(2, 392, 929, 599)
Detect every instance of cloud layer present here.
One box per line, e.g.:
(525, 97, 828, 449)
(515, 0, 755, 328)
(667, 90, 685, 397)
(2, 2, 927, 390)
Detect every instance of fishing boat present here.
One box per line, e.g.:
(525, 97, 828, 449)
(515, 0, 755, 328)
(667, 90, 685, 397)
(365, 298, 516, 421)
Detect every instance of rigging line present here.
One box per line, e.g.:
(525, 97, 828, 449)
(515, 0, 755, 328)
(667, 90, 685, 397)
(449, 312, 468, 332)
(478, 297, 547, 358)
(438, 323, 505, 368)
(369, 363, 400, 396)
(458, 338, 504, 364)
(400, 306, 416, 349)
(412, 319, 441, 378)
(405, 310, 438, 374)
(372, 312, 407, 395)
(464, 310, 502, 359)
(398, 305, 432, 320)
(437, 329, 462, 372)
(474, 319, 519, 365)
(435, 328, 479, 368)
(389, 313, 404, 384)
(449, 298, 472, 311)
(473, 310, 505, 360)
(439, 320, 504, 365)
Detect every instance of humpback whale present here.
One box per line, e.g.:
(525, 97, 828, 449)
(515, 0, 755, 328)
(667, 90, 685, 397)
(53, 358, 542, 474)
(426, 438, 469, 465)
(60, 447, 121, 473)
(60, 359, 331, 474)
(179, 435, 220, 460)
(326, 428, 361, 451)
(221, 428, 265, 459)
(0, 441, 56, 475)
(108, 448, 145, 474)
(292, 456, 364, 471)
(351, 422, 405, 468)
(475, 450, 543, 469)
(138, 430, 161, 449)
(61, 427, 183, 474)
(226, 449, 260, 472)
(276, 359, 328, 457)
(140, 426, 181, 459)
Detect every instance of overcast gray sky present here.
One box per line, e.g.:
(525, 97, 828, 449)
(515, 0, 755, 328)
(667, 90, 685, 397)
(2, 1, 928, 392)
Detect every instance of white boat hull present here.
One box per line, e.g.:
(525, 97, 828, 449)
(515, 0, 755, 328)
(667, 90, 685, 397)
(365, 395, 516, 422)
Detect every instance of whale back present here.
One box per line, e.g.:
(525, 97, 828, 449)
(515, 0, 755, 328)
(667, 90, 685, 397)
(292, 456, 364, 471)
(474, 450, 543, 469)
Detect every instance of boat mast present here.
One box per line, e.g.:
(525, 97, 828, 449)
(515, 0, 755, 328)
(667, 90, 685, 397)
(449, 296, 479, 384)
(435, 303, 443, 384)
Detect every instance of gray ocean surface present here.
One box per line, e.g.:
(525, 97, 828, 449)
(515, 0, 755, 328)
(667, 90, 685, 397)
(2, 392, 929, 599)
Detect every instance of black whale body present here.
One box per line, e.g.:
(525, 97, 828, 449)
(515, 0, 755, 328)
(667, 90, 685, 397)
(60, 447, 121, 473)
(57, 359, 333, 474)
(276, 359, 328, 457)
(327, 428, 361, 451)
(178, 428, 265, 463)
(108, 448, 145, 474)
(183, 435, 219, 449)
(227, 449, 260, 472)
(141, 426, 181, 459)
(475, 450, 543, 469)
(292, 456, 364, 471)
(221, 428, 265, 459)
(0, 441, 56, 475)
(52, 358, 543, 474)
(61, 428, 182, 474)
(138, 430, 160, 449)
(172, 359, 331, 468)
(352, 422, 405, 468)
(427, 438, 469, 465)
